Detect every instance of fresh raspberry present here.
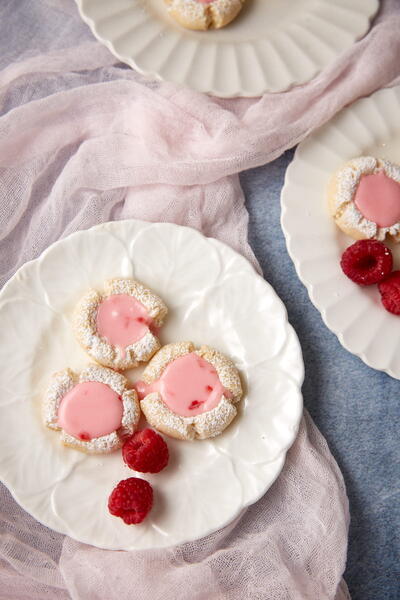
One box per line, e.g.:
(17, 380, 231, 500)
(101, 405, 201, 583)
(122, 428, 169, 473)
(340, 240, 393, 286)
(108, 477, 153, 524)
(378, 271, 400, 315)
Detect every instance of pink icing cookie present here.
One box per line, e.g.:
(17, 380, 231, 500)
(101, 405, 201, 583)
(354, 172, 400, 228)
(137, 342, 242, 441)
(165, 0, 246, 31)
(57, 382, 123, 440)
(328, 156, 400, 242)
(73, 278, 168, 371)
(43, 364, 140, 454)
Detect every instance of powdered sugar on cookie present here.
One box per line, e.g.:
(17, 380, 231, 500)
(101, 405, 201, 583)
(137, 342, 242, 440)
(73, 278, 167, 370)
(165, 0, 246, 31)
(43, 365, 140, 454)
(329, 157, 400, 242)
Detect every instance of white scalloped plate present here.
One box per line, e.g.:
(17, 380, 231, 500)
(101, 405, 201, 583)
(0, 220, 303, 550)
(281, 86, 400, 378)
(74, 0, 379, 97)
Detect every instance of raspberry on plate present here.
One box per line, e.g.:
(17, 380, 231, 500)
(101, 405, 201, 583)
(340, 240, 393, 286)
(378, 271, 400, 315)
(108, 477, 153, 524)
(122, 428, 169, 474)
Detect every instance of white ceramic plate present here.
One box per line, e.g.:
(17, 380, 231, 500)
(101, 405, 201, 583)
(281, 86, 400, 378)
(0, 220, 303, 550)
(75, 0, 379, 97)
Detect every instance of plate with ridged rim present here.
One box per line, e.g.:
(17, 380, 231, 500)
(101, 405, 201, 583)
(74, 0, 379, 97)
(0, 220, 303, 550)
(281, 86, 400, 379)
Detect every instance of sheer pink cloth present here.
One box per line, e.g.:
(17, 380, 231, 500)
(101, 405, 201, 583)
(0, 0, 399, 598)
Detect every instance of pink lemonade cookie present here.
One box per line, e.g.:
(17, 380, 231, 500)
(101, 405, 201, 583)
(328, 156, 400, 242)
(165, 0, 246, 31)
(136, 342, 242, 440)
(73, 278, 168, 371)
(43, 364, 140, 453)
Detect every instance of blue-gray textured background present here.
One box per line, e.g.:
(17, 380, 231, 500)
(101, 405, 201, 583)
(241, 155, 400, 600)
(0, 0, 399, 598)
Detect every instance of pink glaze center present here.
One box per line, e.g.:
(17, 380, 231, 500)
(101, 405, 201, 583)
(57, 381, 123, 440)
(96, 294, 152, 354)
(354, 172, 400, 228)
(136, 353, 227, 417)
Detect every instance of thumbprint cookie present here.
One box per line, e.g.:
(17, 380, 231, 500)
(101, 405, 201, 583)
(73, 278, 168, 371)
(43, 364, 140, 453)
(136, 342, 242, 440)
(328, 156, 400, 242)
(165, 0, 246, 31)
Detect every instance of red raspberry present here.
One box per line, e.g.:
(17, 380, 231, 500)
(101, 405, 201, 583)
(108, 477, 153, 524)
(122, 428, 169, 474)
(378, 271, 400, 315)
(340, 240, 393, 286)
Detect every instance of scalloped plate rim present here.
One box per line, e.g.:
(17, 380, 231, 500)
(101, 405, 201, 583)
(74, 0, 379, 98)
(0, 219, 304, 549)
(1, 453, 289, 551)
(281, 86, 400, 380)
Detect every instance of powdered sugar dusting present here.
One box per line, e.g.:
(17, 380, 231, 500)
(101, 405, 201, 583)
(104, 279, 168, 326)
(382, 159, 400, 184)
(140, 342, 242, 440)
(42, 369, 76, 430)
(43, 365, 140, 454)
(79, 364, 126, 395)
(72, 278, 167, 370)
(61, 430, 120, 454)
(332, 156, 400, 241)
(121, 390, 140, 432)
(192, 397, 237, 439)
(141, 393, 196, 440)
(210, 0, 244, 27)
(341, 202, 377, 239)
(129, 331, 160, 363)
(196, 345, 242, 402)
(168, 0, 207, 25)
(167, 0, 245, 29)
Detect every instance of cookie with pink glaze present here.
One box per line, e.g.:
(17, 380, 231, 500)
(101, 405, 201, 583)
(43, 364, 140, 454)
(73, 278, 168, 371)
(328, 156, 400, 242)
(165, 0, 246, 31)
(136, 342, 242, 441)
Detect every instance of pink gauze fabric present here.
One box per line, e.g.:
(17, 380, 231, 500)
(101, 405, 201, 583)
(0, 0, 400, 598)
